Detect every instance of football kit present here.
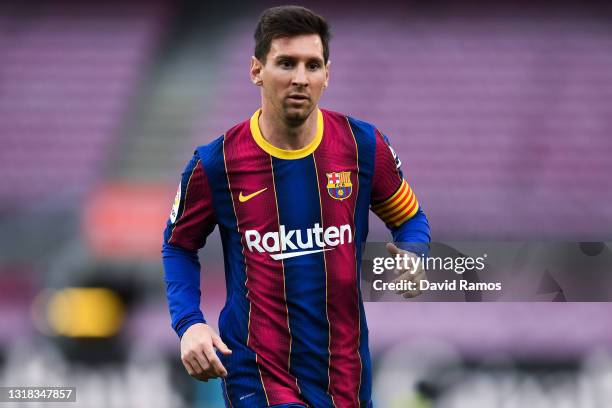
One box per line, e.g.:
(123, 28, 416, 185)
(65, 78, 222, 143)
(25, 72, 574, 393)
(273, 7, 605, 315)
(162, 108, 430, 408)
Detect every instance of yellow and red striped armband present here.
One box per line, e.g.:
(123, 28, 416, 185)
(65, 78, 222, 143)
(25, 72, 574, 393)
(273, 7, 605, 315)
(371, 179, 420, 227)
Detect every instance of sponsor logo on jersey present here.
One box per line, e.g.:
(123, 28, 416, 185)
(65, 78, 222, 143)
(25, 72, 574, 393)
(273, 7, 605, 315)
(169, 182, 181, 223)
(326, 171, 352, 200)
(245, 223, 352, 260)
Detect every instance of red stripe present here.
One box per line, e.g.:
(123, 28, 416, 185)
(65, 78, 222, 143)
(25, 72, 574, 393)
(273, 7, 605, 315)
(169, 161, 216, 251)
(371, 128, 402, 203)
(315, 111, 361, 407)
(223, 123, 302, 405)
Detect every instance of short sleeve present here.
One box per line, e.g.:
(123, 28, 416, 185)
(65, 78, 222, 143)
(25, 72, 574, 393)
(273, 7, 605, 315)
(370, 129, 420, 228)
(163, 151, 217, 251)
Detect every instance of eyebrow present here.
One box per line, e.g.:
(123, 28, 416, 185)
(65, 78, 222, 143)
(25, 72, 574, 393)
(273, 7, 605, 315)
(275, 54, 324, 64)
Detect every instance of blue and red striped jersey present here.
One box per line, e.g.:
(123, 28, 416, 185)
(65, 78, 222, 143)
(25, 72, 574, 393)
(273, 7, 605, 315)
(162, 108, 430, 408)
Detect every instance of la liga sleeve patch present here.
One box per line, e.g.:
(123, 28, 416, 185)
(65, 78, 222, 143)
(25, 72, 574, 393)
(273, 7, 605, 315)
(169, 182, 181, 224)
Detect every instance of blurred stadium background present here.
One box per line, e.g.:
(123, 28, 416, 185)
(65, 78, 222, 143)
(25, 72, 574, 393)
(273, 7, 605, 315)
(1, 0, 612, 406)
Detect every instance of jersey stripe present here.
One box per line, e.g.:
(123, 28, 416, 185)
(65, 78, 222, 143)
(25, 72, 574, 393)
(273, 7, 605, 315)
(312, 153, 336, 408)
(196, 136, 268, 407)
(224, 124, 303, 405)
(269, 156, 302, 397)
(272, 155, 335, 408)
(346, 118, 363, 402)
(314, 111, 361, 407)
(346, 116, 377, 404)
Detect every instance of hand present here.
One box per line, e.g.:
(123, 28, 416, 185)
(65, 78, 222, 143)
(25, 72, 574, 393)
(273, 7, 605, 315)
(180, 323, 232, 382)
(386, 242, 426, 298)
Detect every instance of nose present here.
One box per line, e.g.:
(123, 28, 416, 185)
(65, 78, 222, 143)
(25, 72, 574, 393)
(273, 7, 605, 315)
(292, 64, 308, 87)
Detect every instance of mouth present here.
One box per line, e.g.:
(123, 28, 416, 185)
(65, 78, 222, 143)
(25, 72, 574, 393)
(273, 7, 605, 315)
(287, 94, 310, 102)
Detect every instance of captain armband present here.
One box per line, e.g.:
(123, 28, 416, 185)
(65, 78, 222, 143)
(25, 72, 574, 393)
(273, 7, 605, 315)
(371, 179, 420, 227)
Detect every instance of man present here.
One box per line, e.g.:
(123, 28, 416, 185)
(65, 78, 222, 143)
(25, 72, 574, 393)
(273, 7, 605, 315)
(162, 6, 430, 408)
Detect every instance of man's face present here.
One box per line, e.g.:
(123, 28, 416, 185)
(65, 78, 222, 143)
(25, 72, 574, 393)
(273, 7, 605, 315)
(251, 34, 329, 126)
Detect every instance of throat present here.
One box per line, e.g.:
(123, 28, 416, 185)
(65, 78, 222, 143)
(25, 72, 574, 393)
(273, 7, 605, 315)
(259, 109, 317, 151)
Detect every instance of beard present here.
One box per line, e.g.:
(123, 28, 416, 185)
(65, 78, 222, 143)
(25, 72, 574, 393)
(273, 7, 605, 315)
(282, 100, 315, 127)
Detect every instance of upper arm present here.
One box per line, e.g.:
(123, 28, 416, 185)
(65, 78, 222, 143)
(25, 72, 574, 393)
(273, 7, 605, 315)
(370, 129, 421, 228)
(163, 151, 217, 251)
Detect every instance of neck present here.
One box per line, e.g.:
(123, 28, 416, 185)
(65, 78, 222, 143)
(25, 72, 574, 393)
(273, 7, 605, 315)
(258, 106, 318, 151)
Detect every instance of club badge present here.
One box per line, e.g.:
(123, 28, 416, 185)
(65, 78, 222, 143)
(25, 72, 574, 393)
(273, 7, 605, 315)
(326, 171, 352, 201)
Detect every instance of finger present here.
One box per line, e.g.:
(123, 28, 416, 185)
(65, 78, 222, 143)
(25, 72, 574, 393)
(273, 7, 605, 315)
(386, 242, 400, 255)
(190, 349, 210, 375)
(392, 272, 423, 298)
(403, 288, 422, 298)
(403, 262, 424, 276)
(191, 356, 208, 375)
(404, 276, 423, 297)
(394, 270, 414, 282)
(182, 356, 196, 376)
(203, 345, 228, 378)
(213, 336, 233, 356)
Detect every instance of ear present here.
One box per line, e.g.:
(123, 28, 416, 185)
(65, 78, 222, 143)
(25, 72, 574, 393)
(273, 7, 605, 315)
(250, 56, 263, 86)
(323, 60, 331, 89)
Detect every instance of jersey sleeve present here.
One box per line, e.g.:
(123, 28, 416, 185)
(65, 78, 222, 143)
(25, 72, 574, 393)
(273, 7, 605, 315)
(369, 129, 431, 255)
(162, 150, 217, 338)
(163, 151, 217, 251)
(370, 129, 420, 228)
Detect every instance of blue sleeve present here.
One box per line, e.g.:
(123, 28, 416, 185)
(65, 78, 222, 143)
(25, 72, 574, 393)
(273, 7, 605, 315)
(391, 206, 431, 257)
(162, 243, 206, 338)
(162, 151, 217, 339)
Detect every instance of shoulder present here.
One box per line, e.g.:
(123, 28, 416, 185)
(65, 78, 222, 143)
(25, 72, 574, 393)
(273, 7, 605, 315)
(191, 118, 251, 179)
(193, 134, 224, 166)
(322, 108, 378, 140)
(195, 118, 250, 163)
(323, 110, 381, 157)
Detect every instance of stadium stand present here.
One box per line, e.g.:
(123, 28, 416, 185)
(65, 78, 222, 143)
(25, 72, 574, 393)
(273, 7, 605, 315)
(196, 16, 612, 240)
(0, 2, 163, 212)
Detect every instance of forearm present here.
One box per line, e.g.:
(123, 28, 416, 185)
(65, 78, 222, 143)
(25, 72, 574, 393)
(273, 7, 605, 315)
(391, 206, 431, 256)
(162, 243, 206, 338)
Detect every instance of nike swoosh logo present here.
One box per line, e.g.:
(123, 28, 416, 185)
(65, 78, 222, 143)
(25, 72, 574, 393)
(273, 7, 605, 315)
(270, 248, 334, 260)
(238, 188, 268, 203)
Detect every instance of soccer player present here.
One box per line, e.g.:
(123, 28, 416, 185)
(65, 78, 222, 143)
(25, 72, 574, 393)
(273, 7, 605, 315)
(162, 6, 430, 408)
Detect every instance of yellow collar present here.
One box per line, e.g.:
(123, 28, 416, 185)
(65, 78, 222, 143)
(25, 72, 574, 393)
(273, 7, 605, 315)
(249, 108, 323, 160)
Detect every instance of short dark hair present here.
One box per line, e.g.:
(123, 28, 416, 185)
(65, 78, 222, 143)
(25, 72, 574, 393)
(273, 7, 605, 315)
(254, 5, 331, 64)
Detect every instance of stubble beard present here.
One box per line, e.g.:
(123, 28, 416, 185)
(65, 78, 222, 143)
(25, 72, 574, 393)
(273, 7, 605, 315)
(282, 101, 315, 128)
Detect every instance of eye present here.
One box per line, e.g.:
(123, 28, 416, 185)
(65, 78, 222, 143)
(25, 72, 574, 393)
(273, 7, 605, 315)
(279, 59, 293, 69)
(308, 62, 321, 71)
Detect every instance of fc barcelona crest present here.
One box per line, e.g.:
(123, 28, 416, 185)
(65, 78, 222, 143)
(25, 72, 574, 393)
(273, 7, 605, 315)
(326, 171, 352, 200)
